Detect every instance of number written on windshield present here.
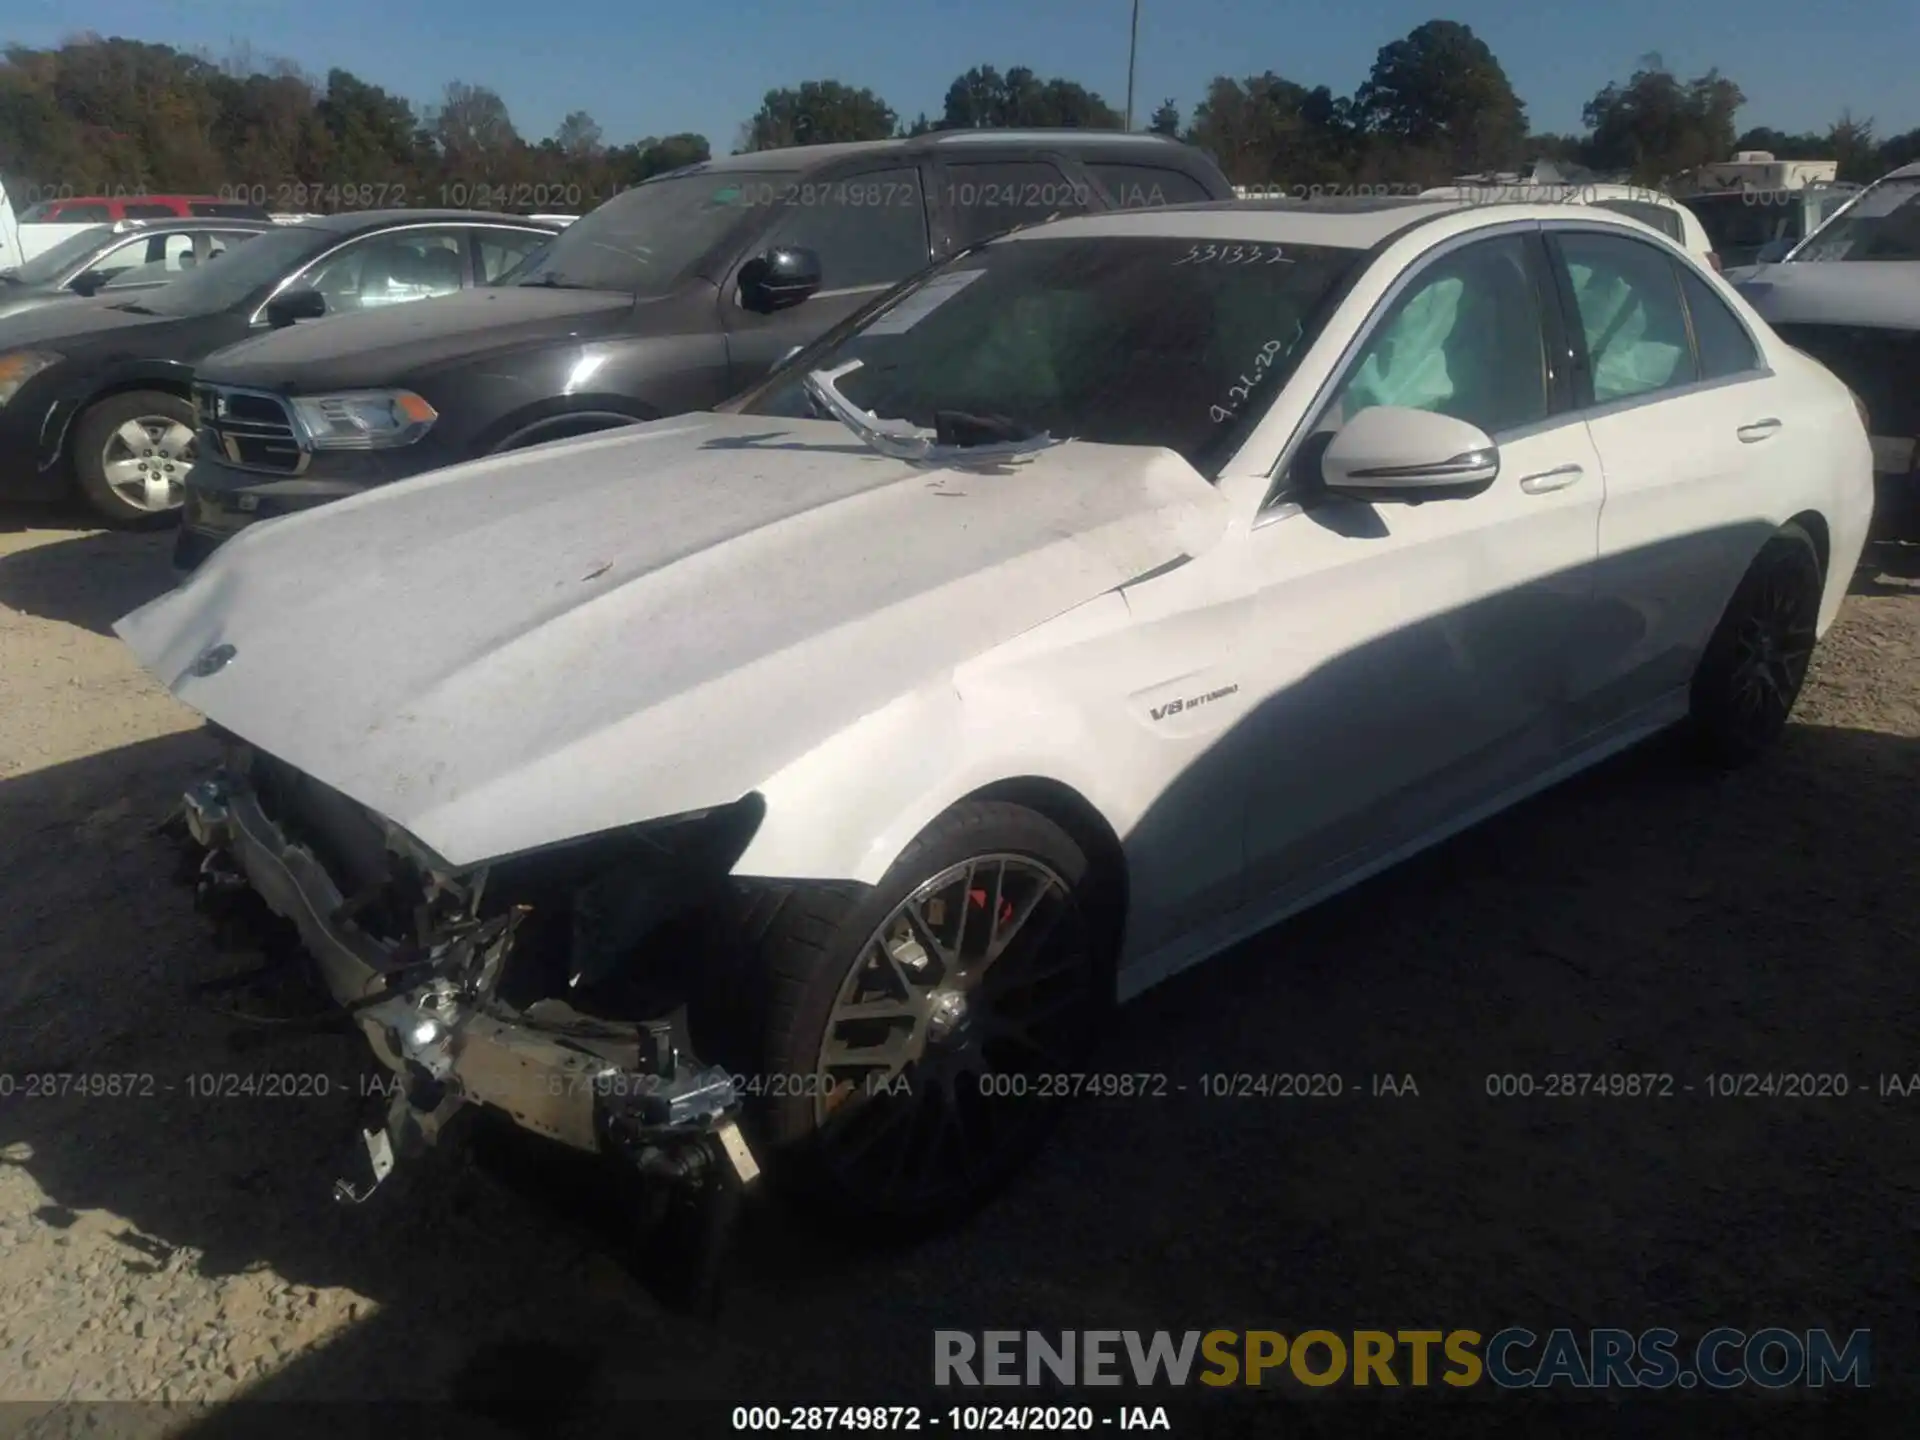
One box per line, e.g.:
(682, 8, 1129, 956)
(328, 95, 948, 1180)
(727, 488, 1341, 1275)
(1174, 243, 1291, 266)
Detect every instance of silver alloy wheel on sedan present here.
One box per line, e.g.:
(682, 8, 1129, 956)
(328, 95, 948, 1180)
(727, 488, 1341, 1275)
(810, 852, 1092, 1207)
(100, 415, 196, 513)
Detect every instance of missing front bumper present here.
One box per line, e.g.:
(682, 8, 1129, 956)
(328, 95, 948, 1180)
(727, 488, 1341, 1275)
(178, 769, 760, 1189)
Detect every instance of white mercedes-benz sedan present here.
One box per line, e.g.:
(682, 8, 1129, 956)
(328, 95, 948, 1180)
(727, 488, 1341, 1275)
(117, 196, 1874, 1238)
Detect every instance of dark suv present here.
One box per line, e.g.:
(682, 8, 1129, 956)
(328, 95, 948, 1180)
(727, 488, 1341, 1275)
(178, 131, 1234, 570)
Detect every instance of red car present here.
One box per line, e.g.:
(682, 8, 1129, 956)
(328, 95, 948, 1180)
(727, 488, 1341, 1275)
(19, 194, 270, 222)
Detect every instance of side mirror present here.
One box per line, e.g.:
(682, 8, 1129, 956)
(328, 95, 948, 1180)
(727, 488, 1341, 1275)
(1320, 406, 1499, 502)
(265, 286, 327, 328)
(71, 269, 107, 296)
(738, 246, 822, 314)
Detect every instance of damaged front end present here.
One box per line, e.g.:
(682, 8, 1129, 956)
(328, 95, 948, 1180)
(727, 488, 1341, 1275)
(174, 738, 766, 1303)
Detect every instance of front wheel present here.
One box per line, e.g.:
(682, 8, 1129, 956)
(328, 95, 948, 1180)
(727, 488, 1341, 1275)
(72, 390, 197, 526)
(1687, 522, 1824, 764)
(717, 801, 1117, 1234)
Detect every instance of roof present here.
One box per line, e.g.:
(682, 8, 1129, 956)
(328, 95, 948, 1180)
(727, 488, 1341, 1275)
(108, 216, 276, 233)
(688, 130, 1201, 174)
(286, 209, 565, 233)
(997, 195, 1686, 251)
(1884, 161, 1920, 181)
(1421, 182, 1683, 208)
(1005, 197, 1463, 249)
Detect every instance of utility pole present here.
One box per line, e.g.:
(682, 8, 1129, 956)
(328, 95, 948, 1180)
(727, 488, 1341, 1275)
(1125, 0, 1141, 130)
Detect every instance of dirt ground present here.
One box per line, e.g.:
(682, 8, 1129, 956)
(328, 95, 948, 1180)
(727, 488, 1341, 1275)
(0, 497, 1916, 1438)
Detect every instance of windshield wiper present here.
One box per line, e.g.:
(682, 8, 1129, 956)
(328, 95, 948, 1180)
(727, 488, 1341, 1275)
(801, 360, 1063, 465)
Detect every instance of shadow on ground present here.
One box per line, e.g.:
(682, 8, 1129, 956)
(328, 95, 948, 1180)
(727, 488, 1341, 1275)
(1, 712, 1913, 1435)
(0, 503, 178, 636)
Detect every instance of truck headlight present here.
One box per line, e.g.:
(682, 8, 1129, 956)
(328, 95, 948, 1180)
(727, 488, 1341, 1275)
(0, 350, 62, 408)
(289, 390, 437, 449)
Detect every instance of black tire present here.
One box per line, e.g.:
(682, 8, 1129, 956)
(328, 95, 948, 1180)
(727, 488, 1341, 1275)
(710, 801, 1118, 1235)
(71, 389, 196, 527)
(1687, 522, 1824, 765)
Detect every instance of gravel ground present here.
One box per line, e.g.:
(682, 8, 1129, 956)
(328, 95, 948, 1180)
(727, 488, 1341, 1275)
(0, 498, 1916, 1438)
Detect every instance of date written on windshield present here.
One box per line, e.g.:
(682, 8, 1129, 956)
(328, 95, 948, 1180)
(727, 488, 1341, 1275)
(1209, 339, 1287, 423)
(1173, 242, 1292, 266)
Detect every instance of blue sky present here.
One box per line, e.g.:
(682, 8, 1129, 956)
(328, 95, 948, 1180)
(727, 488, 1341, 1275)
(6, 0, 1917, 150)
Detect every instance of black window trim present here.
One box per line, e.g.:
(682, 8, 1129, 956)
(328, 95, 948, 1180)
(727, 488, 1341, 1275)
(1538, 220, 1772, 422)
(1255, 217, 1564, 517)
(719, 158, 938, 307)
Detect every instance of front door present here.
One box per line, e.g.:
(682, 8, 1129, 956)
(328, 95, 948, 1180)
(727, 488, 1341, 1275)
(1238, 230, 1606, 905)
(720, 164, 935, 390)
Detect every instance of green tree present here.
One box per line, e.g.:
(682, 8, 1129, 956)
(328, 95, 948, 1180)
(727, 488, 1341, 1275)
(938, 65, 1120, 129)
(1581, 58, 1745, 183)
(1356, 20, 1527, 176)
(1147, 99, 1180, 137)
(742, 80, 896, 150)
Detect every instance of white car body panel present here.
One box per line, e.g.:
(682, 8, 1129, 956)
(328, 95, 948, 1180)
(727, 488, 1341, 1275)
(117, 201, 1876, 1004)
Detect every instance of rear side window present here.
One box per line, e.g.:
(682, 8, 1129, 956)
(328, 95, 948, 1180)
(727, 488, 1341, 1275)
(18, 201, 54, 222)
(761, 167, 931, 290)
(1678, 267, 1761, 380)
(123, 203, 177, 220)
(1555, 231, 1697, 404)
(1594, 199, 1684, 243)
(942, 160, 1091, 246)
(1087, 163, 1213, 211)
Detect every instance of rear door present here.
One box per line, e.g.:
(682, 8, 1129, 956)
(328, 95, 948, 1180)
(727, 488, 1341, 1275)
(719, 163, 935, 389)
(1543, 223, 1799, 734)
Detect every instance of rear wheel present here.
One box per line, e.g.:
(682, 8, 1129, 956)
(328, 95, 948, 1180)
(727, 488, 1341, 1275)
(72, 390, 196, 526)
(715, 801, 1116, 1233)
(1687, 522, 1824, 764)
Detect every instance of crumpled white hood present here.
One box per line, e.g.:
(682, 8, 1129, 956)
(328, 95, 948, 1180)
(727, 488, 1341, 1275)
(118, 412, 1227, 867)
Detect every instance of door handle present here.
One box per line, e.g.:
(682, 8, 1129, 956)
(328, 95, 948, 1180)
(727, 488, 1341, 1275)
(1518, 463, 1584, 494)
(1737, 418, 1782, 443)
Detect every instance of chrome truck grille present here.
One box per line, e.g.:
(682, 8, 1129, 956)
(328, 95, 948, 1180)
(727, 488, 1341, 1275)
(195, 383, 307, 475)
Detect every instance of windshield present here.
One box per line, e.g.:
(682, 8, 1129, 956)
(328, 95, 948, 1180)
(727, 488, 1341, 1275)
(9, 225, 116, 284)
(510, 170, 776, 295)
(133, 224, 331, 315)
(732, 235, 1362, 479)
(1791, 177, 1920, 262)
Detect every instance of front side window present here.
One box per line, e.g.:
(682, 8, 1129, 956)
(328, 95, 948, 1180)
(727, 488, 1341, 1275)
(304, 229, 466, 311)
(1678, 267, 1760, 380)
(942, 161, 1092, 246)
(1323, 235, 1550, 437)
(55, 203, 111, 223)
(1792, 175, 1920, 261)
(732, 234, 1362, 479)
(138, 224, 335, 316)
(759, 167, 931, 290)
(475, 229, 550, 283)
(509, 170, 774, 295)
(1554, 232, 1697, 404)
(122, 203, 176, 220)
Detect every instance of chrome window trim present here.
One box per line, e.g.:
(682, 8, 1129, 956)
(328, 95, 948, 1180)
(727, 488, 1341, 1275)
(247, 221, 543, 327)
(1251, 217, 1548, 515)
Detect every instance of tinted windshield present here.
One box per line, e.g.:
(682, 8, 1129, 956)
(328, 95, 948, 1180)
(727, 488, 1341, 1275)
(733, 235, 1362, 479)
(133, 224, 331, 315)
(10, 225, 116, 284)
(1792, 177, 1920, 261)
(511, 170, 775, 295)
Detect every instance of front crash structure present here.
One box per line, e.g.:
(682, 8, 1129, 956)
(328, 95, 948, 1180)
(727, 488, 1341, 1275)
(172, 738, 765, 1310)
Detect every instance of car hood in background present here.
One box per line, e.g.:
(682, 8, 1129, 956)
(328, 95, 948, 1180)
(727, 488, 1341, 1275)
(0, 293, 177, 349)
(1733, 261, 1920, 330)
(116, 412, 1230, 869)
(0, 285, 82, 322)
(198, 285, 640, 392)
